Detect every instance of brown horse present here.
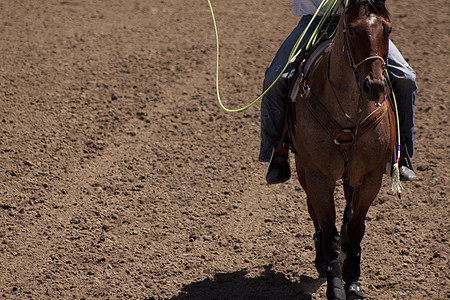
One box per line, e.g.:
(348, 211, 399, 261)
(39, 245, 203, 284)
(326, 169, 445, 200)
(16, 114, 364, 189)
(292, 0, 395, 298)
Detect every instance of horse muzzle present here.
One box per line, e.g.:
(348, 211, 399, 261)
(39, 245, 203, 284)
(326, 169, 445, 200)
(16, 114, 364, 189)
(359, 76, 386, 101)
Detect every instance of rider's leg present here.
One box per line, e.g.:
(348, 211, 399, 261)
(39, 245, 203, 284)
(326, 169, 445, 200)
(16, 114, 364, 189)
(260, 16, 315, 162)
(386, 41, 418, 180)
(260, 15, 319, 184)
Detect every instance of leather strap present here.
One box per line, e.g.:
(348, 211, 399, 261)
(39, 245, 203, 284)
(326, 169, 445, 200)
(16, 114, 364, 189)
(305, 92, 389, 146)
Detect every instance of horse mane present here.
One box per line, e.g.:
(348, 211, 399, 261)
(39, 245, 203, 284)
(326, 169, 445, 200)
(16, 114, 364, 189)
(346, 0, 391, 21)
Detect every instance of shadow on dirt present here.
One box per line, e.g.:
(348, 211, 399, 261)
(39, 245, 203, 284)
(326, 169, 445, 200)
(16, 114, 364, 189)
(170, 265, 325, 300)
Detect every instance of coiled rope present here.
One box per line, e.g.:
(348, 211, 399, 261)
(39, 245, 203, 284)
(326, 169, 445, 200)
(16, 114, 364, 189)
(206, 0, 342, 112)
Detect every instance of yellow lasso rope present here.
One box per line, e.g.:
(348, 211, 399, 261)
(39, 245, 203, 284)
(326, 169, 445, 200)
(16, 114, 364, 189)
(206, 0, 342, 112)
(385, 68, 404, 195)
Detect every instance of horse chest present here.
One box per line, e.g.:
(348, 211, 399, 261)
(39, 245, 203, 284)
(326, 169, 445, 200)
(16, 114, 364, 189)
(293, 94, 392, 181)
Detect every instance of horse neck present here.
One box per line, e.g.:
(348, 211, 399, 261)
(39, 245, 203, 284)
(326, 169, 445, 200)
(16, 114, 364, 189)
(324, 17, 366, 120)
(328, 19, 358, 95)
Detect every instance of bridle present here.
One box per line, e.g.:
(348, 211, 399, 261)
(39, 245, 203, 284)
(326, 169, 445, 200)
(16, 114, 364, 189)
(341, 1, 387, 81)
(326, 0, 390, 118)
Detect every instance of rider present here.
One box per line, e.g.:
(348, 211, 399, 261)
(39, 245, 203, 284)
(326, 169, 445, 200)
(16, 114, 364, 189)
(260, 0, 418, 184)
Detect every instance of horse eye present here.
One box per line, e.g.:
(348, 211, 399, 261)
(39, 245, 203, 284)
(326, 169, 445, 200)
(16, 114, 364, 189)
(346, 27, 356, 37)
(385, 26, 392, 36)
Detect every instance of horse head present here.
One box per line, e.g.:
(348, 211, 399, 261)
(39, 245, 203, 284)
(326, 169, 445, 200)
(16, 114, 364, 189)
(343, 0, 392, 101)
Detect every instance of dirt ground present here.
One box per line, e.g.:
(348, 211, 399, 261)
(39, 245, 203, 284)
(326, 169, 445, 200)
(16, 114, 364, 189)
(0, 0, 448, 299)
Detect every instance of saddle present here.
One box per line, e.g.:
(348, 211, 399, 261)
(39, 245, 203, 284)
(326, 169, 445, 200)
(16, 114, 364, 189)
(274, 38, 334, 156)
(287, 39, 333, 155)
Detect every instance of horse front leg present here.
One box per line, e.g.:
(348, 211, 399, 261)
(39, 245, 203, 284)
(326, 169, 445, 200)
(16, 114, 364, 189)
(340, 181, 354, 265)
(297, 165, 328, 278)
(343, 170, 384, 299)
(304, 174, 346, 300)
(307, 198, 327, 278)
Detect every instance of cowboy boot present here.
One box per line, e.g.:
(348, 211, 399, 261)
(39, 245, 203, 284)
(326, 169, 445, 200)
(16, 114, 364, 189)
(398, 146, 418, 181)
(265, 142, 291, 184)
(265, 114, 291, 184)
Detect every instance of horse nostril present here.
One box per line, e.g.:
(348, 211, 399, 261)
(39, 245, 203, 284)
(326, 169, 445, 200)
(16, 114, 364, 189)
(362, 77, 385, 99)
(377, 81, 385, 95)
(363, 78, 371, 94)
(373, 80, 385, 97)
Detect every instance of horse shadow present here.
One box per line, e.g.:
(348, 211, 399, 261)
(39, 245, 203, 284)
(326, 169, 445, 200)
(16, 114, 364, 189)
(170, 265, 325, 300)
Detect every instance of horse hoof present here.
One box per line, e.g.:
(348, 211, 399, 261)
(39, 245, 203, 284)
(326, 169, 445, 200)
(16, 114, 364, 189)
(326, 260, 345, 300)
(345, 282, 364, 300)
(327, 279, 346, 299)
